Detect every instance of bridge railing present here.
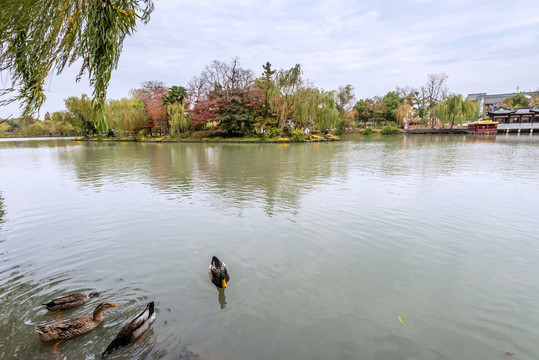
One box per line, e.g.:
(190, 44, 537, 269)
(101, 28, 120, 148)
(498, 123, 539, 130)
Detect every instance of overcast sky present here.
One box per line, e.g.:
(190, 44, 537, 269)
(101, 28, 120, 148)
(2, 0, 539, 119)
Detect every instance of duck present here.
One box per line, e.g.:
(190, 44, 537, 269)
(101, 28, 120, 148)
(101, 301, 156, 359)
(42, 292, 100, 318)
(209, 256, 230, 288)
(34, 301, 118, 345)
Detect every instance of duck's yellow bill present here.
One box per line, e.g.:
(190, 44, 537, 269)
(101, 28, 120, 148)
(222, 279, 227, 288)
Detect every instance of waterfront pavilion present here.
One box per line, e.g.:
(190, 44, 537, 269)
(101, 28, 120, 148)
(487, 106, 539, 133)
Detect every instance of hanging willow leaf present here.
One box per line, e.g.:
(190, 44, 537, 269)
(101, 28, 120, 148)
(0, 0, 154, 132)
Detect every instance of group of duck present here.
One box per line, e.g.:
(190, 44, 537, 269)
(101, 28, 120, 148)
(34, 256, 230, 358)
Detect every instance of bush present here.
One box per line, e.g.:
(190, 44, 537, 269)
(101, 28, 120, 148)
(190, 129, 226, 139)
(291, 129, 305, 142)
(380, 125, 401, 135)
(25, 123, 48, 136)
(266, 126, 281, 137)
(362, 127, 374, 135)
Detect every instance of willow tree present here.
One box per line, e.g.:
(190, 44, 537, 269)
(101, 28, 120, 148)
(314, 91, 340, 131)
(167, 103, 190, 136)
(105, 97, 147, 136)
(0, 0, 154, 132)
(292, 87, 339, 131)
(435, 94, 477, 129)
(163, 85, 190, 136)
(273, 64, 303, 135)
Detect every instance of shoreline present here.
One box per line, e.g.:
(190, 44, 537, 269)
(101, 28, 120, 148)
(72, 135, 342, 143)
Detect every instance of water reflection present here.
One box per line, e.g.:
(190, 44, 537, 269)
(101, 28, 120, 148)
(0, 193, 5, 225)
(0, 137, 77, 148)
(58, 142, 346, 216)
(217, 288, 227, 309)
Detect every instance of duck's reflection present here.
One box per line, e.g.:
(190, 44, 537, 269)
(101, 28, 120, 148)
(218, 288, 227, 309)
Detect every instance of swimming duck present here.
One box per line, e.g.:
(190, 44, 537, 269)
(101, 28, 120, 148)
(101, 301, 156, 359)
(42, 292, 100, 313)
(209, 256, 230, 288)
(34, 301, 118, 344)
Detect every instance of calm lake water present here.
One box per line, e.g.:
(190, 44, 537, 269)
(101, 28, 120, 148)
(1, 134, 538, 360)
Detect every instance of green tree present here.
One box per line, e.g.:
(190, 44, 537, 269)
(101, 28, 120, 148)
(0, 122, 11, 136)
(354, 99, 375, 126)
(395, 103, 415, 126)
(530, 92, 539, 107)
(354, 97, 387, 126)
(334, 84, 355, 116)
(274, 64, 303, 135)
(500, 93, 530, 108)
(382, 91, 404, 123)
(256, 62, 278, 128)
(50, 111, 77, 136)
(167, 102, 190, 136)
(217, 88, 262, 135)
(314, 91, 340, 131)
(164, 86, 187, 106)
(291, 87, 319, 130)
(25, 122, 47, 136)
(292, 87, 340, 132)
(106, 98, 147, 137)
(412, 91, 428, 121)
(163, 85, 189, 136)
(435, 94, 477, 129)
(0, 0, 154, 132)
(64, 94, 96, 137)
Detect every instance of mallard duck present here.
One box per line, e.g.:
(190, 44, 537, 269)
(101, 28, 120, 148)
(34, 301, 117, 344)
(209, 256, 230, 288)
(101, 301, 156, 359)
(42, 292, 100, 312)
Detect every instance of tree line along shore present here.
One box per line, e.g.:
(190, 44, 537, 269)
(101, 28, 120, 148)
(3, 58, 537, 141)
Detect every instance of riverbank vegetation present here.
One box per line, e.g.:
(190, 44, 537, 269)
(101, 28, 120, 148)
(2, 58, 510, 141)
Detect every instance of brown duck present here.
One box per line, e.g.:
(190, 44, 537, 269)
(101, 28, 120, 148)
(42, 292, 100, 318)
(34, 301, 117, 344)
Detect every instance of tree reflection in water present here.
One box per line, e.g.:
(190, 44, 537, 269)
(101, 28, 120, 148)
(0, 193, 5, 226)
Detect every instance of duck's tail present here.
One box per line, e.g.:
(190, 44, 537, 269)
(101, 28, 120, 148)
(211, 256, 221, 268)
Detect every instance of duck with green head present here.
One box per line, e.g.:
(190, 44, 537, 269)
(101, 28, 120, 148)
(209, 256, 230, 288)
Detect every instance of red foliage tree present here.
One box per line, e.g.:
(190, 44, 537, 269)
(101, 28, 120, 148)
(131, 81, 169, 136)
(189, 87, 263, 133)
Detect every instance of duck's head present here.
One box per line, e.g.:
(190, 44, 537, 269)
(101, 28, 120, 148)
(93, 301, 118, 320)
(218, 272, 227, 288)
(95, 301, 118, 312)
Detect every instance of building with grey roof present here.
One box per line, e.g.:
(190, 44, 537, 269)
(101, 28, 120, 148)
(467, 92, 537, 113)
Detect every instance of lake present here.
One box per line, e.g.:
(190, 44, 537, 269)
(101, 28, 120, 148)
(0, 134, 538, 359)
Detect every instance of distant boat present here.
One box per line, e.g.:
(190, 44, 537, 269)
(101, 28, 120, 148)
(467, 120, 498, 135)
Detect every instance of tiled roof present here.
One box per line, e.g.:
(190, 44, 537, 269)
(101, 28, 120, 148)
(487, 106, 516, 115)
(488, 106, 539, 115)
